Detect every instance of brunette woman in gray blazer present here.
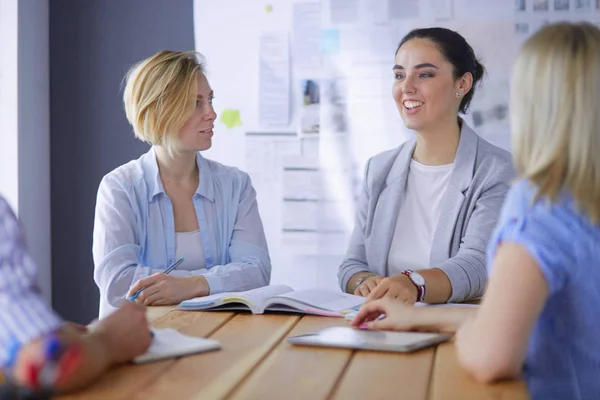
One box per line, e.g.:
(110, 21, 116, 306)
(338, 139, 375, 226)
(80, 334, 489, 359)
(339, 27, 514, 304)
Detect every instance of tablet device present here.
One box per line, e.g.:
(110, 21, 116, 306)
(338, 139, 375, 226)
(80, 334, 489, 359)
(288, 326, 451, 352)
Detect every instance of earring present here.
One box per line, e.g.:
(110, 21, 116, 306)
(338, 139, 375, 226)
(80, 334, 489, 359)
(456, 92, 463, 97)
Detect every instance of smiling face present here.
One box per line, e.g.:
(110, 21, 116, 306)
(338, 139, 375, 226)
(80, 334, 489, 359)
(175, 71, 217, 153)
(392, 38, 468, 133)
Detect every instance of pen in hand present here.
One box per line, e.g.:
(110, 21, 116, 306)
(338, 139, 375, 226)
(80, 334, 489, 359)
(127, 257, 185, 302)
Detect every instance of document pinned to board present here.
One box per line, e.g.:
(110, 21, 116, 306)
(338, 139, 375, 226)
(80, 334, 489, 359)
(259, 32, 290, 128)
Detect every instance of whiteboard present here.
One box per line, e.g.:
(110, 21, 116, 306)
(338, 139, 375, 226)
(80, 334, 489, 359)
(194, 0, 600, 290)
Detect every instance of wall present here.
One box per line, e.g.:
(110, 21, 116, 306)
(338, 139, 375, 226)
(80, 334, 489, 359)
(0, 0, 52, 302)
(19, 0, 52, 303)
(49, 0, 195, 322)
(0, 0, 19, 211)
(193, 0, 600, 293)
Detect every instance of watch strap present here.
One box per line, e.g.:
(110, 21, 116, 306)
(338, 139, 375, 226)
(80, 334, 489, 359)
(401, 269, 426, 302)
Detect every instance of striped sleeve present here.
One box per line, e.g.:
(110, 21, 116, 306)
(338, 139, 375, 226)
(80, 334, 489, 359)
(0, 197, 62, 367)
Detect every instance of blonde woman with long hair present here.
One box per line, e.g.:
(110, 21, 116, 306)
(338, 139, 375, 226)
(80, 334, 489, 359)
(93, 51, 270, 318)
(351, 22, 600, 398)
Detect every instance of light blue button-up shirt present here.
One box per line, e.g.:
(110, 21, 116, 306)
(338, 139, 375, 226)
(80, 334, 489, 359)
(488, 179, 600, 399)
(93, 148, 271, 318)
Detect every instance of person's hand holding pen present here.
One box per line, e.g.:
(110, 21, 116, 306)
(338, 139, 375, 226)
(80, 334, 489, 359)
(126, 257, 210, 306)
(87, 302, 152, 364)
(11, 302, 151, 394)
(127, 257, 185, 302)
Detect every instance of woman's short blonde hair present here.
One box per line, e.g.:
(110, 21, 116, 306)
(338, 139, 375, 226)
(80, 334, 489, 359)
(511, 22, 600, 223)
(123, 50, 204, 151)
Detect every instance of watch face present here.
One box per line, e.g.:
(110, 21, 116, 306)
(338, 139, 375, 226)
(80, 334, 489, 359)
(411, 272, 425, 286)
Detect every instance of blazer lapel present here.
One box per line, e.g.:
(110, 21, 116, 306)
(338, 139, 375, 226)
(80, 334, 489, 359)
(368, 140, 415, 276)
(430, 122, 478, 265)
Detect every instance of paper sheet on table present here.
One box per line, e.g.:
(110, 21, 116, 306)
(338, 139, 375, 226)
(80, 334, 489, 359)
(133, 328, 220, 364)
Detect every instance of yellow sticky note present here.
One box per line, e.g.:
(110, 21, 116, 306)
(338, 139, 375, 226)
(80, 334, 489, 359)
(220, 109, 242, 129)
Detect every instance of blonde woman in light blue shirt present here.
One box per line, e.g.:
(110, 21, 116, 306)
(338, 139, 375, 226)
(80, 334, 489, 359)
(93, 51, 271, 318)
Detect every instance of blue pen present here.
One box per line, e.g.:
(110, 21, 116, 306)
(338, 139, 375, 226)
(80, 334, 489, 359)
(36, 334, 64, 390)
(128, 257, 185, 302)
(4, 336, 20, 371)
(44, 334, 62, 361)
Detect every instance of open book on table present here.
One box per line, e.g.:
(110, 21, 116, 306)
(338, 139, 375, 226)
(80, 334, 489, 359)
(176, 285, 365, 317)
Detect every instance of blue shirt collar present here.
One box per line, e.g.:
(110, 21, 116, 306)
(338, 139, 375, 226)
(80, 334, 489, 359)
(195, 151, 215, 202)
(142, 147, 215, 203)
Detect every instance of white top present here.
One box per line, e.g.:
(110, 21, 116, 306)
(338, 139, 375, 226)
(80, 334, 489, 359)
(387, 160, 454, 276)
(175, 230, 206, 271)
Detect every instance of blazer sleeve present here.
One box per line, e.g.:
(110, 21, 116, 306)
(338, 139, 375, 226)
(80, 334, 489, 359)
(338, 158, 373, 292)
(436, 161, 515, 302)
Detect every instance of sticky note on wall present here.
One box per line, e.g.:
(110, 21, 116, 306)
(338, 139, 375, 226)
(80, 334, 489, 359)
(321, 29, 340, 55)
(220, 109, 242, 129)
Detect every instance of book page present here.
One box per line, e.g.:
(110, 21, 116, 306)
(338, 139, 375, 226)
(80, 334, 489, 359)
(414, 302, 479, 308)
(220, 284, 294, 308)
(271, 288, 364, 312)
(181, 284, 294, 309)
(344, 301, 479, 320)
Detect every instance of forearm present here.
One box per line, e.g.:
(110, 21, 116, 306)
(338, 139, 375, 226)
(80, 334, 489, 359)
(435, 253, 487, 302)
(418, 268, 452, 303)
(98, 262, 208, 305)
(202, 257, 270, 294)
(185, 275, 210, 297)
(15, 329, 113, 393)
(55, 331, 113, 392)
(412, 307, 477, 333)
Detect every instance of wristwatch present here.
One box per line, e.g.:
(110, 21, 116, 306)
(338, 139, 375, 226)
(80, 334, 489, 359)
(401, 269, 426, 302)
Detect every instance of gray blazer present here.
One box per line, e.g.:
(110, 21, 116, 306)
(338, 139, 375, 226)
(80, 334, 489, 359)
(338, 123, 515, 302)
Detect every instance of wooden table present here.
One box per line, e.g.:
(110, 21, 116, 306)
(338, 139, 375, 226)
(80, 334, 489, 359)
(57, 307, 529, 400)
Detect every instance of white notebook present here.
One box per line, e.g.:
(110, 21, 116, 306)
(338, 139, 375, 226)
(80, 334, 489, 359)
(133, 328, 221, 364)
(177, 285, 365, 317)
